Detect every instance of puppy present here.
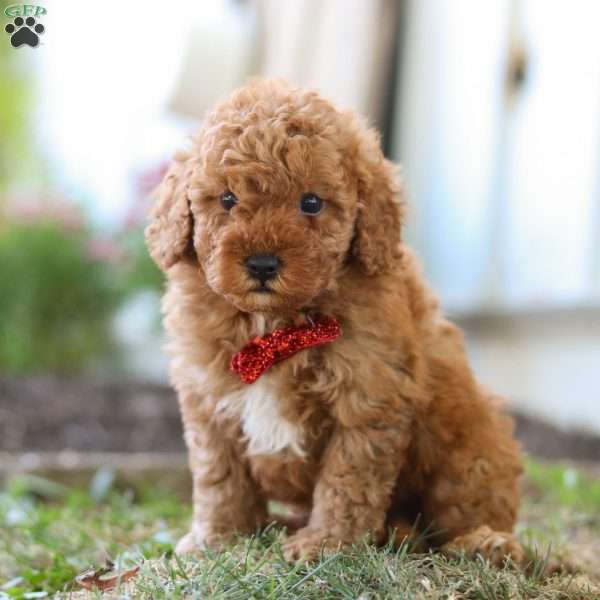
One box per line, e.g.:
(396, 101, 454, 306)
(146, 79, 523, 563)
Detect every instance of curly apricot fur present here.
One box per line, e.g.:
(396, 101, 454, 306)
(146, 80, 523, 564)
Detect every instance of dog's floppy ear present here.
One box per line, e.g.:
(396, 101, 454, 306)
(145, 150, 194, 271)
(350, 124, 405, 276)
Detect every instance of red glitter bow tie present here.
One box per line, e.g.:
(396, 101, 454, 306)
(230, 315, 342, 384)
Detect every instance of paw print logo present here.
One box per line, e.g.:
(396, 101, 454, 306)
(5, 16, 45, 48)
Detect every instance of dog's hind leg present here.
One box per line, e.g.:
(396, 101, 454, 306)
(420, 450, 524, 566)
(440, 525, 524, 566)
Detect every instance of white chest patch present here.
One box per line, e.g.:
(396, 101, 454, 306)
(221, 378, 304, 457)
(188, 355, 304, 457)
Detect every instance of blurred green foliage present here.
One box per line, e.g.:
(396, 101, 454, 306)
(118, 228, 164, 297)
(0, 13, 32, 189)
(0, 20, 164, 376)
(0, 220, 124, 374)
(0, 209, 165, 375)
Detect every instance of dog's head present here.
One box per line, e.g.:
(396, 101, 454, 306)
(146, 80, 404, 314)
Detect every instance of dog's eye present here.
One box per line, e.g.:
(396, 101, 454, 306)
(220, 191, 238, 212)
(299, 193, 324, 216)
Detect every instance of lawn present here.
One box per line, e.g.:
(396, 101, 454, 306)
(0, 460, 599, 599)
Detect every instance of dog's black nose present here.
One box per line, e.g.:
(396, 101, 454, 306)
(245, 254, 281, 283)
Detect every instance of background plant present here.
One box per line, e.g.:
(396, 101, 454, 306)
(0, 203, 125, 375)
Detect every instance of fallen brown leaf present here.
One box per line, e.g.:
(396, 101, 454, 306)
(75, 561, 141, 591)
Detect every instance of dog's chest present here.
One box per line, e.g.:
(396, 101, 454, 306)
(220, 377, 305, 457)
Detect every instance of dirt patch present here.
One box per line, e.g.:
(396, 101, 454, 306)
(0, 377, 183, 453)
(1, 377, 599, 460)
(514, 412, 600, 462)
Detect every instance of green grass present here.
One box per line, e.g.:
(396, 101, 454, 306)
(0, 461, 599, 599)
(0, 479, 183, 598)
(525, 459, 600, 510)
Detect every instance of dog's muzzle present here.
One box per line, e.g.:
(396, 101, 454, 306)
(245, 254, 282, 284)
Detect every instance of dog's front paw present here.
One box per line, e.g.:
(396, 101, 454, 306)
(175, 531, 203, 555)
(175, 528, 225, 555)
(282, 527, 345, 562)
